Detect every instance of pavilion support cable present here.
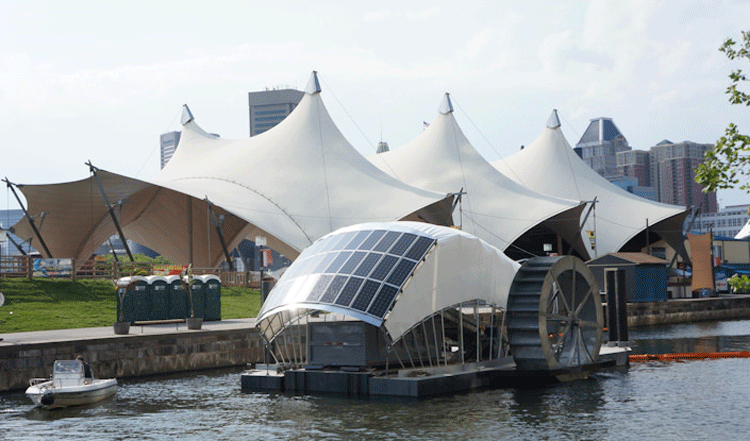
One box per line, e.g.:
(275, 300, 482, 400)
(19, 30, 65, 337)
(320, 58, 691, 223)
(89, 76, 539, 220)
(85, 162, 134, 262)
(3, 177, 53, 258)
(204, 197, 234, 271)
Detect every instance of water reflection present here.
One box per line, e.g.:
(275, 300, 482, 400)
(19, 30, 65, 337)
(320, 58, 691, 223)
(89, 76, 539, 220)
(2, 321, 750, 440)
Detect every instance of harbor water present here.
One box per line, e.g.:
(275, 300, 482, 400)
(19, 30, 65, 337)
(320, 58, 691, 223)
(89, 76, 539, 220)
(2, 319, 750, 440)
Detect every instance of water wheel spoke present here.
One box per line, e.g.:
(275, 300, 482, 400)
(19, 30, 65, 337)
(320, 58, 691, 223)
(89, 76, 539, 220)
(549, 277, 571, 314)
(541, 312, 568, 321)
(577, 326, 595, 363)
(573, 286, 594, 315)
(578, 320, 600, 329)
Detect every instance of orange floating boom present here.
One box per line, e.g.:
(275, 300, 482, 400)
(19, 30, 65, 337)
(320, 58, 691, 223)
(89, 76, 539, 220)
(629, 351, 750, 362)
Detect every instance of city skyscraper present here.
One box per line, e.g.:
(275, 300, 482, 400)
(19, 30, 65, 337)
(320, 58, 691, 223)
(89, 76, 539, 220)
(575, 117, 631, 178)
(649, 140, 717, 212)
(248, 88, 305, 137)
(159, 131, 181, 169)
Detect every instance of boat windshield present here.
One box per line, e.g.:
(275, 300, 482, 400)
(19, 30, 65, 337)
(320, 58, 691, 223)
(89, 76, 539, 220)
(53, 360, 83, 374)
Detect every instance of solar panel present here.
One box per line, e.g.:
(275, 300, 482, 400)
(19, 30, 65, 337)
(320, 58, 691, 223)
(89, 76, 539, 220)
(373, 231, 401, 252)
(334, 277, 364, 307)
(340, 251, 366, 274)
(367, 284, 399, 318)
(358, 230, 386, 250)
(330, 231, 358, 251)
(313, 252, 337, 273)
(344, 230, 371, 250)
(370, 254, 398, 281)
(325, 251, 352, 274)
(386, 258, 417, 286)
(319, 233, 344, 253)
(389, 233, 418, 256)
(320, 275, 348, 304)
(405, 236, 435, 260)
(353, 252, 383, 277)
(307, 275, 333, 302)
(351, 279, 380, 311)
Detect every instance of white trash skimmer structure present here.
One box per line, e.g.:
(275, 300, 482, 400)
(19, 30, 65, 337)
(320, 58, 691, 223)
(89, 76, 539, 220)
(252, 221, 608, 393)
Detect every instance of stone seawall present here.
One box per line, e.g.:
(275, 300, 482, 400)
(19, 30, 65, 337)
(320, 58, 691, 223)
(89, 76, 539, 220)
(0, 327, 266, 392)
(627, 296, 750, 327)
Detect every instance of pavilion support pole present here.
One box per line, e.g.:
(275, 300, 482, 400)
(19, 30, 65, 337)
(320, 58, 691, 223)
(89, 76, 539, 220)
(431, 315, 440, 366)
(421, 321, 433, 368)
(3, 178, 52, 258)
(490, 304, 495, 361)
(380, 327, 405, 370)
(187, 196, 193, 265)
(6, 233, 28, 256)
(85, 162, 134, 262)
(459, 303, 465, 365)
(204, 197, 234, 271)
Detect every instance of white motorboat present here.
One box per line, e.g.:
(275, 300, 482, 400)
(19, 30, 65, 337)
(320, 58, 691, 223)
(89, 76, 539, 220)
(26, 359, 117, 409)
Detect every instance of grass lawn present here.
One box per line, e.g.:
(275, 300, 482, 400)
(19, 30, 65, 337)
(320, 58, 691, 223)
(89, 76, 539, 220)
(0, 278, 261, 333)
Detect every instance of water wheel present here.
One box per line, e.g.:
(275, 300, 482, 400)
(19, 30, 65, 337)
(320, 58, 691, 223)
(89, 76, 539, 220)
(506, 256, 604, 380)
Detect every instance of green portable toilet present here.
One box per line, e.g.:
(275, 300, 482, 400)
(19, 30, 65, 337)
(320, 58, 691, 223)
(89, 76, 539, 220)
(130, 275, 150, 322)
(186, 275, 205, 319)
(166, 275, 187, 319)
(146, 275, 169, 320)
(199, 274, 221, 321)
(115, 276, 136, 324)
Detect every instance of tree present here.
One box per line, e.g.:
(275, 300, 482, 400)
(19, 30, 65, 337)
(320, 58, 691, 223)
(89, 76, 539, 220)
(695, 31, 750, 293)
(695, 30, 750, 195)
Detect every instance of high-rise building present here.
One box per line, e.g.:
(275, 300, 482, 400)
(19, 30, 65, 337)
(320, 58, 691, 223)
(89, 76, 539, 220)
(616, 149, 651, 187)
(691, 204, 750, 238)
(575, 117, 631, 178)
(248, 88, 305, 137)
(160, 131, 181, 169)
(649, 140, 717, 212)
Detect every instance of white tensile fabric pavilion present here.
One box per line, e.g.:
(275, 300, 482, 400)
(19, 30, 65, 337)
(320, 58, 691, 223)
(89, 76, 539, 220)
(256, 221, 520, 344)
(9, 72, 453, 266)
(735, 220, 750, 240)
(493, 110, 689, 258)
(368, 94, 589, 260)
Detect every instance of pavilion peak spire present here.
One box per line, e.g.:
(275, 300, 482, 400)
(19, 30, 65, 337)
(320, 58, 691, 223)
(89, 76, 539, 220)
(181, 104, 195, 126)
(305, 70, 322, 94)
(547, 109, 561, 129)
(439, 93, 454, 115)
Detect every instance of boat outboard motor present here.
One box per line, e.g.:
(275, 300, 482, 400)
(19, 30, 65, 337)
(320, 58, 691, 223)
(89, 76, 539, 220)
(41, 392, 54, 406)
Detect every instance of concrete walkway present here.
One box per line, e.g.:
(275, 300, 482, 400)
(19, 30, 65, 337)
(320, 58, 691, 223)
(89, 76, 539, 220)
(0, 317, 258, 346)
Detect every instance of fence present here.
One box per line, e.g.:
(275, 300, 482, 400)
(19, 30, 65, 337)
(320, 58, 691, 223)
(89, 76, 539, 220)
(0, 256, 262, 288)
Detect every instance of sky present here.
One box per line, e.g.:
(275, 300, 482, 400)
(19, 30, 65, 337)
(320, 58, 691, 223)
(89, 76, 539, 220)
(1, 0, 749, 211)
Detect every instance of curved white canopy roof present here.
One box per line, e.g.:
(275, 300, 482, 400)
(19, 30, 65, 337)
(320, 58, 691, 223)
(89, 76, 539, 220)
(256, 221, 520, 343)
(493, 110, 689, 257)
(735, 220, 750, 240)
(10, 72, 453, 265)
(368, 94, 588, 259)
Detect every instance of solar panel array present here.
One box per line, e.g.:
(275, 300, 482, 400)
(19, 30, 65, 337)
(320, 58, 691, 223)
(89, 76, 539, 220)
(266, 229, 436, 322)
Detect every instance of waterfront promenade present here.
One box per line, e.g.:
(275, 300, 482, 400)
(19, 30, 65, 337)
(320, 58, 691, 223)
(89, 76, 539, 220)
(0, 318, 264, 392)
(3, 295, 750, 392)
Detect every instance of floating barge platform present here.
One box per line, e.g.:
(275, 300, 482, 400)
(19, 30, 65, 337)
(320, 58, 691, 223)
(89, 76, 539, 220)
(241, 345, 630, 398)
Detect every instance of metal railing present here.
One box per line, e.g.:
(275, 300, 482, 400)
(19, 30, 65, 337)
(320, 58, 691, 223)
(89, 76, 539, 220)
(0, 255, 262, 288)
